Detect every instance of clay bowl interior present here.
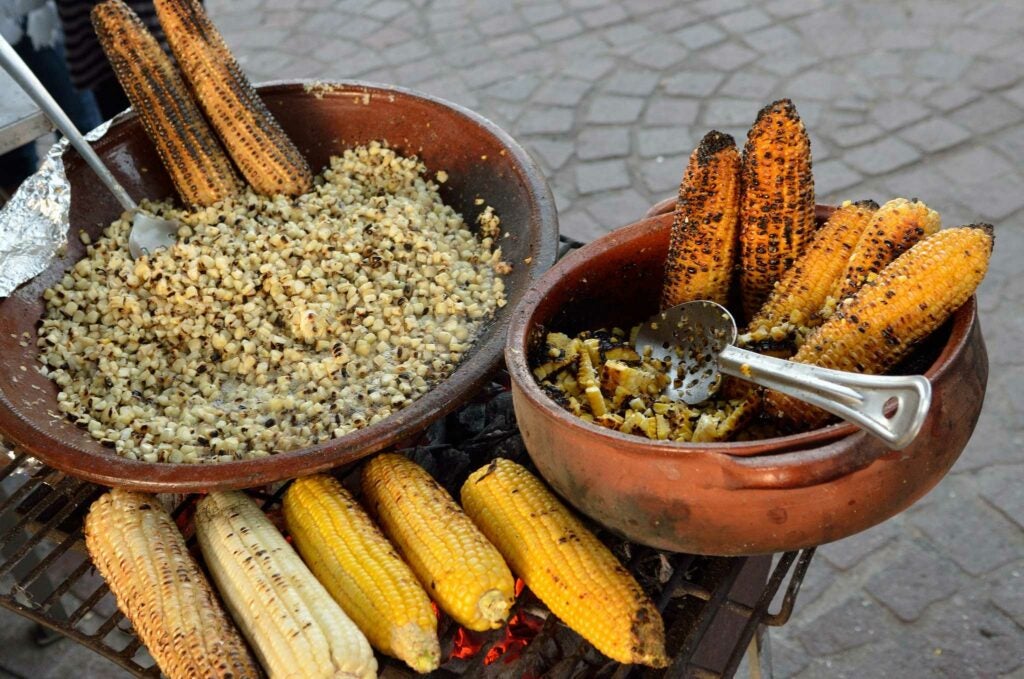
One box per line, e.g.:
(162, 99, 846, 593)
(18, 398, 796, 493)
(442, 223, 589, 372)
(0, 80, 558, 492)
(506, 209, 987, 555)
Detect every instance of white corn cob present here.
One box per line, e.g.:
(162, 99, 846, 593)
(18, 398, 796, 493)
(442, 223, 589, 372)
(195, 491, 378, 679)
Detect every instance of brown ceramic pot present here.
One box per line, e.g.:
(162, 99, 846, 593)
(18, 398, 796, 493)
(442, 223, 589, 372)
(506, 208, 988, 555)
(0, 81, 558, 492)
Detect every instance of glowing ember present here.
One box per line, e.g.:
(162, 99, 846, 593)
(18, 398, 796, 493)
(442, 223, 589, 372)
(483, 609, 544, 666)
(515, 577, 526, 597)
(451, 627, 485, 659)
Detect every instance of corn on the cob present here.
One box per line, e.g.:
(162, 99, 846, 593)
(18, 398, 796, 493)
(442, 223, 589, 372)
(84, 489, 259, 679)
(739, 98, 816, 321)
(153, 0, 313, 196)
(661, 130, 741, 309)
(91, 0, 242, 206)
(746, 200, 878, 338)
(195, 491, 377, 679)
(828, 197, 941, 305)
(361, 454, 515, 632)
(461, 459, 667, 667)
(283, 475, 440, 674)
(764, 224, 994, 429)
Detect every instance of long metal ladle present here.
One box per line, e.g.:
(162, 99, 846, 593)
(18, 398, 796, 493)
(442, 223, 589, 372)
(0, 37, 178, 259)
(634, 300, 931, 450)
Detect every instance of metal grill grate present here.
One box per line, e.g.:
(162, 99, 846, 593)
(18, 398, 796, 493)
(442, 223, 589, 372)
(1, 437, 813, 678)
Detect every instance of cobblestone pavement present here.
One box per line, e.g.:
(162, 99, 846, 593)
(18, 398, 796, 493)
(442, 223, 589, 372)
(2, 0, 1022, 677)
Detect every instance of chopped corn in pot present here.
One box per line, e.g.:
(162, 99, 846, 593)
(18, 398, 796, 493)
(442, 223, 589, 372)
(38, 143, 508, 463)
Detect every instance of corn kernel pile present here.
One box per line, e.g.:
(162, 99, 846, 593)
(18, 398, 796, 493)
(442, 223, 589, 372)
(38, 143, 508, 463)
(533, 329, 756, 443)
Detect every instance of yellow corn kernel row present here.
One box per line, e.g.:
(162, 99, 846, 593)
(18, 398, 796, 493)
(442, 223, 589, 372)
(461, 458, 668, 668)
(739, 98, 816, 321)
(763, 224, 993, 429)
(661, 130, 741, 309)
(361, 454, 516, 631)
(828, 197, 941, 304)
(283, 475, 440, 674)
(84, 489, 259, 679)
(91, 0, 242, 206)
(195, 491, 378, 679)
(154, 0, 313, 196)
(746, 199, 878, 337)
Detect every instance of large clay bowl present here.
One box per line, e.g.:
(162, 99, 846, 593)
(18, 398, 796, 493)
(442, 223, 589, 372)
(506, 208, 987, 555)
(0, 80, 558, 492)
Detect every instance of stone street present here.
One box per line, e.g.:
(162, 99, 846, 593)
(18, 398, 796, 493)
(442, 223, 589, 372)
(1, 0, 1022, 677)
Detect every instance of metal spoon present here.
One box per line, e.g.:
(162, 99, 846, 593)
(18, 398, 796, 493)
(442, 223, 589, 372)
(0, 37, 178, 259)
(634, 300, 931, 450)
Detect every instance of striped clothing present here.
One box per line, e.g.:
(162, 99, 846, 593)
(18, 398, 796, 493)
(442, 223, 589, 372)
(55, 0, 167, 90)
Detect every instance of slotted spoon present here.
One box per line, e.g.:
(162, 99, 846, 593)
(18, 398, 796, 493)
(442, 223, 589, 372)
(635, 300, 931, 450)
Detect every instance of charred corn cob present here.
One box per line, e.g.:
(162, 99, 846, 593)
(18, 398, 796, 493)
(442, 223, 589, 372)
(283, 475, 440, 674)
(361, 454, 515, 631)
(745, 200, 878, 341)
(154, 0, 312, 196)
(84, 489, 259, 679)
(827, 197, 941, 305)
(91, 0, 241, 206)
(739, 98, 816, 321)
(461, 459, 668, 667)
(661, 130, 741, 309)
(764, 224, 994, 429)
(196, 491, 377, 679)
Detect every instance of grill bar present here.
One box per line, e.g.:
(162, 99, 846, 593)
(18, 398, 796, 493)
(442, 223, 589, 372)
(0, 481, 95, 578)
(16, 529, 81, 592)
(667, 557, 747, 678)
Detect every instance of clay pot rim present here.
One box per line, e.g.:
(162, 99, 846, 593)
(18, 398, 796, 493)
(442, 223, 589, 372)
(505, 209, 977, 461)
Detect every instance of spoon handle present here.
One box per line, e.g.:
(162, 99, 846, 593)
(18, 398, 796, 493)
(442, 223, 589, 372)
(0, 37, 137, 212)
(718, 345, 931, 450)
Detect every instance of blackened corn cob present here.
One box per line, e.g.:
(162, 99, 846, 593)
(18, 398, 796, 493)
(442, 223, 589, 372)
(91, 0, 242, 206)
(828, 197, 940, 305)
(661, 130, 741, 310)
(154, 0, 313, 196)
(746, 200, 878, 338)
(738, 99, 816, 321)
(763, 224, 993, 430)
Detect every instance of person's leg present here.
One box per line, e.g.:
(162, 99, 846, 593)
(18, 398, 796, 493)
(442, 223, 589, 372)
(19, 38, 103, 133)
(0, 33, 103, 196)
(90, 75, 131, 120)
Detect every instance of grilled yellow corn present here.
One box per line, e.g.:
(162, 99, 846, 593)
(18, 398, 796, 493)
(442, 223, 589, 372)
(283, 475, 440, 674)
(828, 197, 941, 305)
(91, 0, 242, 206)
(661, 130, 741, 309)
(746, 200, 878, 340)
(154, 0, 313, 196)
(461, 459, 667, 667)
(764, 224, 994, 429)
(739, 98, 816, 320)
(196, 491, 377, 679)
(84, 489, 259, 679)
(361, 454, 515, 631)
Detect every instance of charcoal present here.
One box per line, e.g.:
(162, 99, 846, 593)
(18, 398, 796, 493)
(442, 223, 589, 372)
(407, 446, 441, 478)
(483, 391, 515, 431)
(424, 418, 447, 446)
(458, 402, 488, 434)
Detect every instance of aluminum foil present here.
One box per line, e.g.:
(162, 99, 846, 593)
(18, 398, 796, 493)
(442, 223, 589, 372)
(0, 117, 113, 297)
